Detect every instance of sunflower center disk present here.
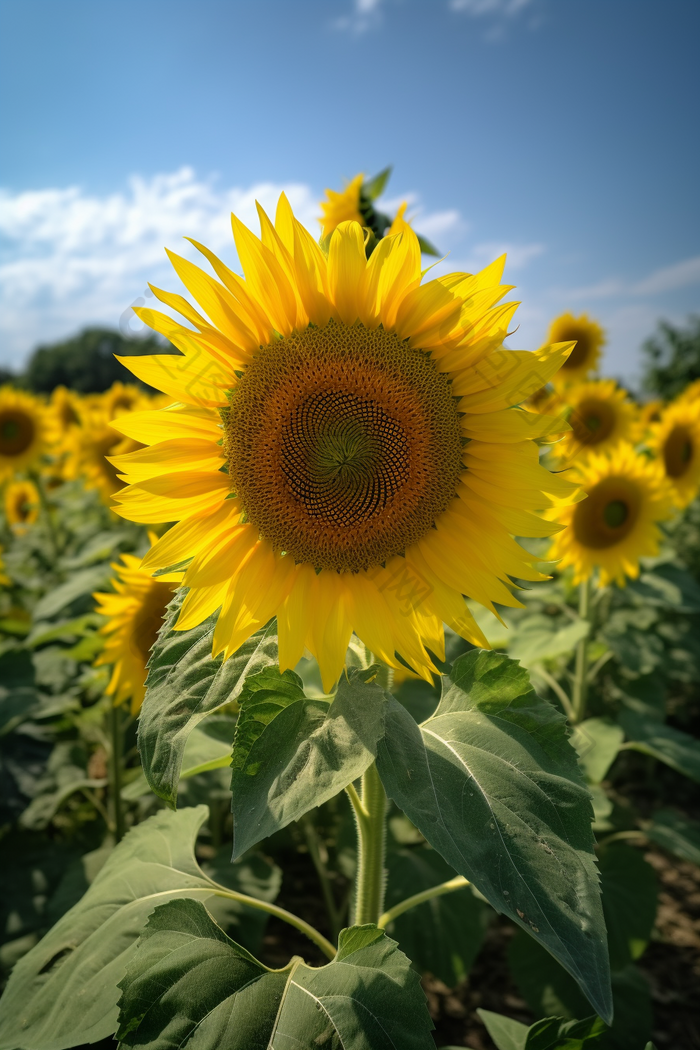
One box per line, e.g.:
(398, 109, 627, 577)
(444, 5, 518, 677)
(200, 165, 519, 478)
(663, 425, 694, 478)
(225, 322, 463, 572)
(0, 411, 34, 456)
(574, 477, 639, 550)
(571, 398, 615, 447)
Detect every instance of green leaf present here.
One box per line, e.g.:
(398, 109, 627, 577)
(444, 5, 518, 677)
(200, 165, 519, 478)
(478, 1010, 529, 1050)
(376, 649, 612, 1023)
(571, 719, 625, 784)
(230, 666, 388, 857)
(508, 617, 589, 668)
(644, 808, 700, 865)
(138, 593, 279, 806)
(509, 933, 652, 1050)
(384, 846, 491, 985)
(0, 806, 272, 1050)
(33, 565, 111, 621)
(620, 711, 700, 782)
(598, 845, 657, 970)
(363, 165, 392, 201)
(479, 1009, 606, 1050)
(416, 232, 441, 257)
(117, 899, 434, 1050)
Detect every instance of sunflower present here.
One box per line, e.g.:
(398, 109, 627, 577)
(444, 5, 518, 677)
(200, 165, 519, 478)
(102, 381, 148, 421)
(0, 545, 10, 587)
(110, 197, 576, 690)
(0, 388, 46, 481)
(4, 479, 39, 533)
(78, 403, 144, 507)
(639, 399, 663, 430)
(547, 312, 605, 385)
(47, 386, 82, 442)
(93, 538, 181, 713)
(554, 379, 639, 464)
(649, 397, 700, 508)
(548, 444, 672, 587)
(678, 378, 700, 405)
(320, 174, 365, 239)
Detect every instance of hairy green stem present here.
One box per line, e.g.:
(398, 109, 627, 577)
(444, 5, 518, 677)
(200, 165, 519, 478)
(378, 876, 470, 928)
(537, 666, 574, 720)
(210, 884, 337, 960)
(571, 577, 592, 724)
(109, 703, 126, 843)
(353, 761, 388, 926)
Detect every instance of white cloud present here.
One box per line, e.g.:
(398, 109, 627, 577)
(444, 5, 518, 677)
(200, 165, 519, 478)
(0, 168, 318, 365)
(561, 254, 700, 302)
(449, 0, 532, 15)
(0, 167, 468, 366)
(332, 0, 384, 34)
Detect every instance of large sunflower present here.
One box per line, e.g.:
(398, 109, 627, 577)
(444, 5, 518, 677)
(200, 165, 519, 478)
(111, 197, 576, 690)
(548, 312, 605, 385)
(549, 444, 672, 587)
(0, 388, 46, 481)
(649, 397, 700, 508)
(93, 539, 181, 713)
(554, 379, 639, 464)
(4, 479, 39, 533)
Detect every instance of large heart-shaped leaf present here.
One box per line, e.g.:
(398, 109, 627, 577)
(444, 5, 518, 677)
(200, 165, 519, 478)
(139, 593, 279, 805)
(230, 666, 388, 857)
(0, 806, 276, 1050)
(117, 898, 434, 1050)
(376, 649, 612, 1023)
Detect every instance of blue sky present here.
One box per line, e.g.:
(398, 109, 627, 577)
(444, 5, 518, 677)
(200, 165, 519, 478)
(1, 0, 698, 384)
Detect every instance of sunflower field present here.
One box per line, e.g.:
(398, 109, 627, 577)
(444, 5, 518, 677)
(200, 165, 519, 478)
(1, 171, 699, 1050)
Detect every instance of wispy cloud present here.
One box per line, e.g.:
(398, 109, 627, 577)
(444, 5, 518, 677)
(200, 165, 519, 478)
(563, 255, 700, 301)
(0, 168, 467, 365)
(332, 0, 384, 34)
(449, 0, 539, 39)
(0, 168, 318, 364)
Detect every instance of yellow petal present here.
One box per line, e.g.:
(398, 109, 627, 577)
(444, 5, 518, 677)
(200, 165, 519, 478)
(327, 221, 367, 326)
(231, 213, 297, 336)
(110, 438, 224, 480)
(454, 343, 574, 411)
(112, 471, 231, 523)
(115, 352, 229, 409)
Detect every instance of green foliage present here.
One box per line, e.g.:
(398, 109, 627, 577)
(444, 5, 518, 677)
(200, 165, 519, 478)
(597, 846, 657, 970)
(138, 595, 280, 806)
(230, 666, 388, 857)
(117, 899, 435, 1050)
(478, 1009, 606, 1050)
(0, 807, 279, 1050)
(384, 845, 491, 985)
(641, 315, 700, 399)
(620, 710, 700, 781)
(644, 808, 700, 864)
(376, 649, 612, 1023)
(18, 328, 175, 394)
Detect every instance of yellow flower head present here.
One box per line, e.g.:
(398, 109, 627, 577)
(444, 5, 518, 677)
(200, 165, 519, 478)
(93, 537, 180, 713)
(320, 174, 365, 239)
(677, 377, 700, 405)
(77, 402, 144, 508)
(0, 544, 10, 587)
(111, 196, 577, 690)
(4, 479, 39, 533)
(548, 444, 673, 587)
(102, 381, 148, 421)
(0, 387, 46, 481)
(649, 397, 700, 508)
(48, 386, 82, 442)
(639, 399, 663, 431)
(548, 312, 605, 384)
(554, 379, 639, 464)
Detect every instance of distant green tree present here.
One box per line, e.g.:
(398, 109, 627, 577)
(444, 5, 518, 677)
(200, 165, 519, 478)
(642, 315, 700, 400)
(22, 327, 175, 394)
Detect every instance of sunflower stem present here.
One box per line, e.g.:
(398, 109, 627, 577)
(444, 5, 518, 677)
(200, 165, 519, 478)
(109, 703, 126, 843)
(351, 758, 388, 926)
(378, 876, 470, 928)
(571, 577, 592, 724)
